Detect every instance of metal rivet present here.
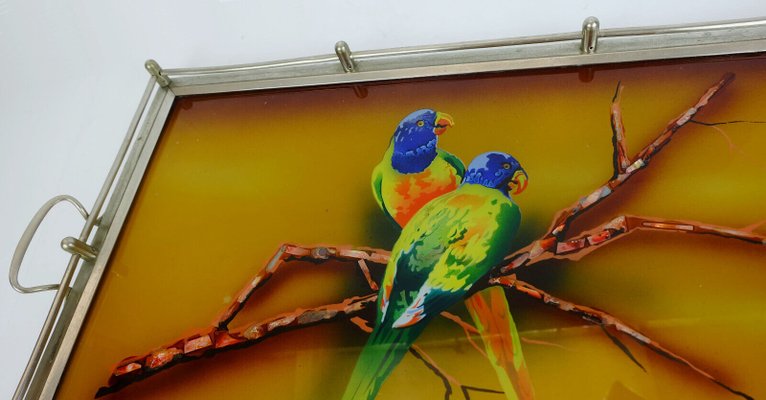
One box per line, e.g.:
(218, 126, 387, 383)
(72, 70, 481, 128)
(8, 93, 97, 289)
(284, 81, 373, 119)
(61, 237, 98, 262)
(334, 41, 357, 73)
(581, 16, 600, 54)
(145, 59, 171, 87)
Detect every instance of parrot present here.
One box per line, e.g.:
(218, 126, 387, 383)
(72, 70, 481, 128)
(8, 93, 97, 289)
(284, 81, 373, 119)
(344, 151, 529, 400)
(370, 109, 465, 227)
(369, 109, 534, 399)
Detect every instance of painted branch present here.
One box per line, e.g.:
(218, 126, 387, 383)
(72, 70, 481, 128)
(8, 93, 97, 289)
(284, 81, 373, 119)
(489, 276, 752, 400)
(233, 294, 377, 340)
(100, 267, 491, 398)
(549, 73, 734, 238)
(409, 344, 462, 399)
(358, 259, 380, 291)
(410, 344, 506, 400)
(101, 209, 765, 396)
(497, 215, 766, 270)
(610, 82, 630, 177)
(216, 243, 484, 341)
(100, 291, 501, 398)
(550, 215, 766, 261)
(215, 243, 497, 353)
(96, 294, 377, 397)
(440, 311, 488, 359)
(99, 210, 763, 397)
(497, 73, 735, 275)
(217, 244, 389, 328)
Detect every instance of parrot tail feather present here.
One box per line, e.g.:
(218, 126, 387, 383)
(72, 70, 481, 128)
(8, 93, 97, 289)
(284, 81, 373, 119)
(342, 324, 423, 400)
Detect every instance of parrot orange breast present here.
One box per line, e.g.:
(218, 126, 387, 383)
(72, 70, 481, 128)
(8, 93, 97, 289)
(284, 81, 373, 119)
(386, 160, 460, 226)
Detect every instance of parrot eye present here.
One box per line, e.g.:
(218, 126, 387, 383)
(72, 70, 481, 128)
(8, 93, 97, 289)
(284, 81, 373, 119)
(416, 120, 425, 127)
(502, 163, 512, 170)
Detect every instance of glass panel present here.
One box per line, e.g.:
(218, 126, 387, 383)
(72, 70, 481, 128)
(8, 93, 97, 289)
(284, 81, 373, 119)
(59, 54, 766, 399)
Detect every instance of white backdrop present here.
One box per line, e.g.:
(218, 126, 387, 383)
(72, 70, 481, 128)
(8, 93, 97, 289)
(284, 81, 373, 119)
(1, 1, 765, 397)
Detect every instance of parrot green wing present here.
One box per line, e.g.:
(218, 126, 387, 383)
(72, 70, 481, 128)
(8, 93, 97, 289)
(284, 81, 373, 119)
(378, 185, 520, 328)
(370, 162, 395, 222)
(438, 149, 466, 180)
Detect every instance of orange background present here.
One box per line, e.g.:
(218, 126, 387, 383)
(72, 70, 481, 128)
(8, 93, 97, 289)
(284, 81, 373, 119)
(58, 55, 766, 399)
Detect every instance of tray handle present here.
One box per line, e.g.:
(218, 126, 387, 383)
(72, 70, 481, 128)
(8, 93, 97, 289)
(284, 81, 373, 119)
(9, 195, 90, 293)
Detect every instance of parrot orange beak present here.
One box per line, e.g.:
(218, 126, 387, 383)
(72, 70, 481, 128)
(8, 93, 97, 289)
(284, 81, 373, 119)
(508, 169, 528, 195)
(433, 112, 454, 136)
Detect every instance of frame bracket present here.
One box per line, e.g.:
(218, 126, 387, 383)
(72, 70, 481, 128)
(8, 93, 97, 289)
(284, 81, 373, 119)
(60, 237, 98, 262)
(581, 16, 600, 54)
(145, 59, 171, 87)
(334, 41, 357, 73)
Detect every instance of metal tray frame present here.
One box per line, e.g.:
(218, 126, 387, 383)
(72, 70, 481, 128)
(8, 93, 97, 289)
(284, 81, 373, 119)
(9, 16, 766, 400)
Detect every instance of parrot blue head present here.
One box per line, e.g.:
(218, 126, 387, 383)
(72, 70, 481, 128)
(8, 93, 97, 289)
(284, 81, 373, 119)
(390, 109, 454, 174)
(463, 151, 528, 198)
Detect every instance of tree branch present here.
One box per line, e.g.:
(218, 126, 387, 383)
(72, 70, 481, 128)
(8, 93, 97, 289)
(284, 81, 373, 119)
(440, 311, 488, 359)
(217, 244, 389, 328)
(610, 81, 630, 177)
(409, 344, 459, 400)
(540, 215, 765, 262)
(497, 73, 735, 276)
(489, 276, 752, 400)
(97, 294, 377, 397)
(410, 344, 505, 400)
(98, 248, 493, 397)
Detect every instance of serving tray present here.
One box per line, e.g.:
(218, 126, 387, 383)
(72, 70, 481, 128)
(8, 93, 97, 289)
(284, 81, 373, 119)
(10, 17, 766, 400)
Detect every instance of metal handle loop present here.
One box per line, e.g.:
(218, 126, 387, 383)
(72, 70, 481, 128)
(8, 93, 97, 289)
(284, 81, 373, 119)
(9, 195, 89, 294)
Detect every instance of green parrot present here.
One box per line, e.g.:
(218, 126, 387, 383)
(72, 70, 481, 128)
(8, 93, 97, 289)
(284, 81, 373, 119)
(344, 151, 529, 400)
(369, 109, 534, 399)
(370, 109, 464, 227)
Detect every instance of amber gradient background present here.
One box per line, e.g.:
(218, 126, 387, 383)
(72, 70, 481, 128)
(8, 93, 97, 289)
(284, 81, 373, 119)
(58, 56, 766, 399)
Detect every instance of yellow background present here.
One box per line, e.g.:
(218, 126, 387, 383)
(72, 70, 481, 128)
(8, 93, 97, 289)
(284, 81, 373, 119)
(58, 55, 766, 399)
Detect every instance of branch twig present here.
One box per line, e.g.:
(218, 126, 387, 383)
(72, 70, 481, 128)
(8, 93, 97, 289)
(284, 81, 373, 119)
(217, 244, 389, 328)
(610, 81, 630, 177)
(539, 215, 765, 263)
(497, 73, 735, 276)
(410, 344, 505, 400)
(490, 276, 753, 400)
(97, 294, 377, 397)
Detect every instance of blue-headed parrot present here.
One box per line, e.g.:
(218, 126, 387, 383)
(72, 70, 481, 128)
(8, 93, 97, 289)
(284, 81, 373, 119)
(368, 109, 534, 399)
(344, 152, 529, 400)
(371, 109, 465, 227)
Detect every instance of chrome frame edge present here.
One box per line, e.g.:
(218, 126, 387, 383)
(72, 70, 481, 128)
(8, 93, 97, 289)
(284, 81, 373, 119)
(164, 16, 766, 97)
(171, 39, 766, 97)
(15, 77, 160, 400)
(35, 87, 176, 400)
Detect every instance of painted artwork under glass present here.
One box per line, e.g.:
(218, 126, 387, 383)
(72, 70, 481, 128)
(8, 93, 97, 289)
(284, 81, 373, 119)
(58, 54, 766, 399)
